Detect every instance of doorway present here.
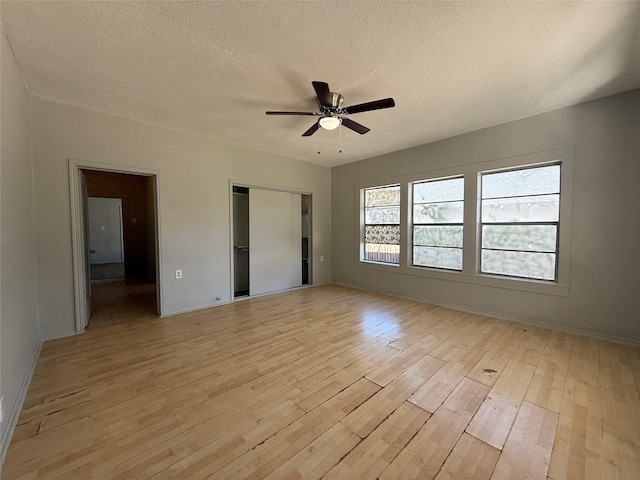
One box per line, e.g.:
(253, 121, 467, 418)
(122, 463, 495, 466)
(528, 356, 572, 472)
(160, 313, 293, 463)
(232, 185, 311, 298)
(70, 164, 160, 331)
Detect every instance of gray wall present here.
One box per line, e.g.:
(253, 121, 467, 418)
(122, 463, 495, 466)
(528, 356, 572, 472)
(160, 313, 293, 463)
(0, 29, 41, 460)
(332, 90, 640, 343)
(31, 98, 332, 338)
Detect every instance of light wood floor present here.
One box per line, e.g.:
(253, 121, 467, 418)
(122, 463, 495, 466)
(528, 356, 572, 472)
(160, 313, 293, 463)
(3, 284, 640, 479)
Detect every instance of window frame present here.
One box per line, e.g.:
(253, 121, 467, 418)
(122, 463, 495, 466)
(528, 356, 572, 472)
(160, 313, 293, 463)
(361, 183, 401, 266)
(411, 175, 465, 271)
(355, 147, 573, 297)
(479, 163, 561, 282)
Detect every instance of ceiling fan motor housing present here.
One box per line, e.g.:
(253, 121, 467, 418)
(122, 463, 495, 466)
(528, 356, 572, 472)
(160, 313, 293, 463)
(320, 92, 344, 114)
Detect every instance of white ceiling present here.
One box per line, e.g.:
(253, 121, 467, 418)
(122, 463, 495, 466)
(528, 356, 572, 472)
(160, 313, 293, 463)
(1, 1, 639, 167)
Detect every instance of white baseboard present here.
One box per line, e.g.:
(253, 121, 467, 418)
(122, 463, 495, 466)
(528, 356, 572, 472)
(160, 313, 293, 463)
(1, 337, 43, 467)
(42, 330, 81, 341)
(160, 283, 329, 317)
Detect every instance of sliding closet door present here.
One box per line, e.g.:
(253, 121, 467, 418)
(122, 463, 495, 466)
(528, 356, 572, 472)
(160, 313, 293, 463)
(249, 189, 302, 296)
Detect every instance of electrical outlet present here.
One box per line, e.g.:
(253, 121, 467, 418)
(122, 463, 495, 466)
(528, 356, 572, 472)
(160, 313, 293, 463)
(320, 255, 324, 262)
(175, 270, 182, 279)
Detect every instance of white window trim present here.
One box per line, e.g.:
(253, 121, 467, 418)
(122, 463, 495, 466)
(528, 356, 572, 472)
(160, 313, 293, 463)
(360, 183, 402, 265)
(411, 175, 465, 271)
(354, 147, 573, 297)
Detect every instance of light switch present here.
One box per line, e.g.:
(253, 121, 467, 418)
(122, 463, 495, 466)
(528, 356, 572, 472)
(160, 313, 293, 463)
(132, 218, 137, 224)
(101, 226, 105, 230)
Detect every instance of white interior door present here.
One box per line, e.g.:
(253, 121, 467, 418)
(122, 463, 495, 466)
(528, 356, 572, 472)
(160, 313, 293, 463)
(88, 197, 124, 264)
(249, 189, 301, 296)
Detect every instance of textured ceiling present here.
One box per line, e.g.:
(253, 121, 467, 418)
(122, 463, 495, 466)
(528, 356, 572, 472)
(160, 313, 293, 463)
(1, 1, 639, 167)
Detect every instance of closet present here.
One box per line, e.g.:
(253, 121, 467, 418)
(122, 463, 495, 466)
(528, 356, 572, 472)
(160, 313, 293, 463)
(233, 186, 311, 298)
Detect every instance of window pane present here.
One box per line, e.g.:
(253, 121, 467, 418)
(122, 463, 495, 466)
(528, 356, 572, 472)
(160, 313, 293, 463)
(413, 177, 464, 203)
(482, 225, 556, 252)
(365, 225, 400, 245)
(481, 250, 556, 280)
(414, 225, 463, 247)
(365, 244, 400, 264)
(366, 206, 400, 224)
(413, 202, 463, 224)
(482, 194, 559, 222)
(414, 246, 462, 270)
(366, 186, 400, 207)
(482, 164, 560, 199)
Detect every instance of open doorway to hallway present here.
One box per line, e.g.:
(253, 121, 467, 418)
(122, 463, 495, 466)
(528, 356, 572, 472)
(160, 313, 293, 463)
(82, 169, 158, 327)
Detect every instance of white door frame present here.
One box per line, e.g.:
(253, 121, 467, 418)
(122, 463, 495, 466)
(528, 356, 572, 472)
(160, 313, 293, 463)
(69, 160, 163, 332)
(228, 180, 312, 302)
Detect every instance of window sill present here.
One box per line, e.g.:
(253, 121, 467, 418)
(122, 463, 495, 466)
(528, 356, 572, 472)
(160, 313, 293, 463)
(356, 260, 570, 297)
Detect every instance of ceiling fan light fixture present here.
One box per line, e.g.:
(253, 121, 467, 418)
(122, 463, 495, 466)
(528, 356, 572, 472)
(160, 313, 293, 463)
(319, 116, 341, 131)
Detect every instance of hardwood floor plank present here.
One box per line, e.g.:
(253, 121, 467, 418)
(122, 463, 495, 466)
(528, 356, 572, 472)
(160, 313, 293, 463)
(466, 324, 528, 387)
(491, 401, 558, 480)
(466, 359, 536, 450)
(325, 402, 430, 480)
(208, 377, 379, 479)
(380, 378, 489, 480)
(566, 335, 600, 386)
(434, 433, 500, 480)
(342, 354, 444, 438)
(263, 422, 360, 480)
(365, 334, 443, 386)
(602, 432, 640, 480)
(524, 344, 571, 413)
(294, 344, 400, 413)
(288, 336, 390, 391)
(598, 342, 640, 446)
(107, 399, 305, 479)
(409, 346, 486, 413)
(547, 377, 603, 480)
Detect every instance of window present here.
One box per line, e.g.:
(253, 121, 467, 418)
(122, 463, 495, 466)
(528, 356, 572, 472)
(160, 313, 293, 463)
(356, 148, 571, 294)
(412, 177, 464, 270)
(363, 185, 400, 264)
(480, 164, 560, 281)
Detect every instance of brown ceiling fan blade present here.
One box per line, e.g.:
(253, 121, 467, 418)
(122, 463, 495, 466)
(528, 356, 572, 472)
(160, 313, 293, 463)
(266, 111, 318, 115)
(343, 98, 395, 115)
(312, 81, 333, 108)
(341, 117, 370, 134)
(302, 122, 320, 137)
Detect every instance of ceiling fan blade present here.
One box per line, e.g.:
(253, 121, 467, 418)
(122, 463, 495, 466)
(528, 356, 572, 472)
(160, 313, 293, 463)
(343, 98, 395, 115)
(302, 122, 320, 137)
(312, 81, 333, 108)
(340, 117, 370, 135)
(266, 111, 318, 115)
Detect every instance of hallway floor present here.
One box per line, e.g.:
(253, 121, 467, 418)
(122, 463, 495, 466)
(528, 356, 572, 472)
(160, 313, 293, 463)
(89, 278, 157, 328)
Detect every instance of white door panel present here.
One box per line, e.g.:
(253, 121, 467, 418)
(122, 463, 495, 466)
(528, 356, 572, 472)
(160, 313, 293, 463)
(88, 197, 124, 264)
(249, 189, 302, 296)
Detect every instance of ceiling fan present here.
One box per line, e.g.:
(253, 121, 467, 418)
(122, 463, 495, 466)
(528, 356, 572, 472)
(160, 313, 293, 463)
(266, 81, 395, 137)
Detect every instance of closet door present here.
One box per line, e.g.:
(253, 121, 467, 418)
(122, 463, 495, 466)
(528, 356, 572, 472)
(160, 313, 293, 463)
(249, 189, 301, 296)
